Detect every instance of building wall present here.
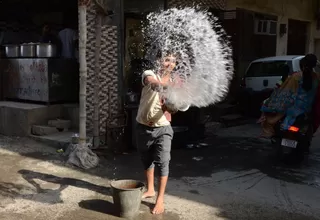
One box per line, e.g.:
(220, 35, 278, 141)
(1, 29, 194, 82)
(84, 0, 227, 136)
(314, 39, 320, 58)
(84, 0, 317, 137)
(227, 0, 317, 56)
(85, 0, 228, 135)
(226, 0, 316, 21)
(167, 0, 226, 9)
(276, 16, 288, 55)
(85, 1, 119, 134)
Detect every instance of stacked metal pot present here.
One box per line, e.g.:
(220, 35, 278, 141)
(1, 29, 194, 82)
(3, 43, 57, 58)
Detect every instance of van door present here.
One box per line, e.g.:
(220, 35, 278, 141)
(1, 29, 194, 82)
(245, 61, 292, 91)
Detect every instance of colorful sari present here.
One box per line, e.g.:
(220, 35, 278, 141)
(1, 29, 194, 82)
(260, 72, 320, 137)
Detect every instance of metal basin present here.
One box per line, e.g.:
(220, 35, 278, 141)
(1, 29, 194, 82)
(36, 43, 57, 58)
(4, 44, 19, 57)
(20, 43, 36, 57)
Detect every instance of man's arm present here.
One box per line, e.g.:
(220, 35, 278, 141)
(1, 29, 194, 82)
(162, 104, 178, 114)
(144, 75, 168, 91)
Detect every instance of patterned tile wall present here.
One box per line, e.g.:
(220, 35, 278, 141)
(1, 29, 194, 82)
(84, 0, 225, 135)
(85, 1, 119, 134)
(167, 0, 226, 10)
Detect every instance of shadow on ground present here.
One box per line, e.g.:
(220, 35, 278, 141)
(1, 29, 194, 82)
(108, 136, 320, 186)
(0, 170, 111, 205)
(11, 135, 320, 187)
(79, 199, 116, 216)
(1, 133, 320, 219)
(78, 199, 181, 220)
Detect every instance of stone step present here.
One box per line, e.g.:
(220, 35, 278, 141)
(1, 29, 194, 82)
(214, 103, 235, 109)
(220, 114, 243, 121)
(219, 114, 254, 128)
(0, 101, 62, 136)
(30, 131, 75, 149)
(48, 119, 71, 130)
(209, 103, 239, 121)
(30, 131, 94, 150)
(31, 125, 59, 136)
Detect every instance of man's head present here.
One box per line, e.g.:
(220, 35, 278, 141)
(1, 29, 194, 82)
(161, 54, 177, 73)
(156, 50, 178, 74)
(42, 23, 51, 35)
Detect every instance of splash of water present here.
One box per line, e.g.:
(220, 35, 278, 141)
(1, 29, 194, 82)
(143, 8, 234, 108)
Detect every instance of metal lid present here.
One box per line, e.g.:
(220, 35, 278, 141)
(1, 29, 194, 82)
(3, 44, 19, 47)
(21, 42, 37, 45)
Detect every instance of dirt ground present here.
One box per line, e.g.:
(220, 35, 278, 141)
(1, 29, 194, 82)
(0, 123, 320, 220)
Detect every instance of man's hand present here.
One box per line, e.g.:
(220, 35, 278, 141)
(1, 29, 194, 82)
(162, 104, 178, 114)
(144, 76, 169, 91)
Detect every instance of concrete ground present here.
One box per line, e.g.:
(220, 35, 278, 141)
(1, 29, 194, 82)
(0, 124, 320, 220)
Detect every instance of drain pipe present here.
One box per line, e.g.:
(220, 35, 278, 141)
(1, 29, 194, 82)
(93, 14, 102, 149)
(317, 0, 320, 30)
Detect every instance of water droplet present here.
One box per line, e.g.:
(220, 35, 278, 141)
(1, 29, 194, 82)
(143, 8, 233, 108)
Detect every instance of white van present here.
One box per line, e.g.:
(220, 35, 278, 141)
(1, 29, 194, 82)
(243, 55, 304, 92)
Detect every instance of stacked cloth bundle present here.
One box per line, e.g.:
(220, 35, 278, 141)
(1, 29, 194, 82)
(64, 143, 99, 169)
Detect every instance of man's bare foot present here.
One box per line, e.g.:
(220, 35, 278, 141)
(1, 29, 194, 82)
(142, 190, 156, 199)
(152, 200, 165, 215)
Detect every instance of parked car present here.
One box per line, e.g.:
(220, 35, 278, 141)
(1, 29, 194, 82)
(242, 55, 304, 91)
(239, 55, 320, 116)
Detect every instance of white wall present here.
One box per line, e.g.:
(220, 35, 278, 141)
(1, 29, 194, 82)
(227, 0, 316, 21)
(314, 39, 320, 58)
(227, 0, 317, 56)
(306, 22, 316, 54)
(276, 16, 288, 56)
(276, 19, 316, 55)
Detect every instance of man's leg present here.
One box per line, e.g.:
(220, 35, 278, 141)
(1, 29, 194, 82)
(143, 168, 156, 198)
(152, 126, 173, 215)
(135, 124, 155, 198)
(152, 166, 169, 214)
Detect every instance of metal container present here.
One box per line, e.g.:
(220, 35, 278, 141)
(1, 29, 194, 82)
(36, 43, 57, 58)
(20, 43, 36, 57)
(4, 44, 19, 57)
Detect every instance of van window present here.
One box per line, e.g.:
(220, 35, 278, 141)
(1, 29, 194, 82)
(297, 60, 320, 73)
(246, 61, 292, 77)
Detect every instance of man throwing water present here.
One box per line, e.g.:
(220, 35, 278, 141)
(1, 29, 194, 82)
(136, 52, 185, 214)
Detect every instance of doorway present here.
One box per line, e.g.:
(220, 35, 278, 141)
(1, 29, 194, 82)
(287, 19, 308, 55)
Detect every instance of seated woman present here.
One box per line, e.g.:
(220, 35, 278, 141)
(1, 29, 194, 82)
(258, 54, 320, 138)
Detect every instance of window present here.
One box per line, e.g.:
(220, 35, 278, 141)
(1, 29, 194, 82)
(246, 61, 293, 77)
